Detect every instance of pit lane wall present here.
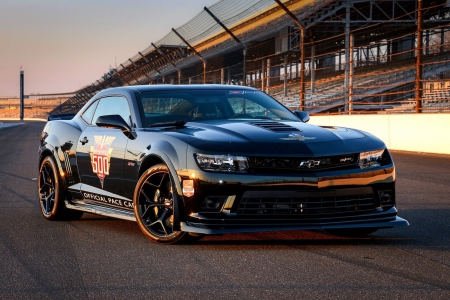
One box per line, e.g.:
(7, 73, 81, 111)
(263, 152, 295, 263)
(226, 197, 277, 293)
(309, 114, 450, 155)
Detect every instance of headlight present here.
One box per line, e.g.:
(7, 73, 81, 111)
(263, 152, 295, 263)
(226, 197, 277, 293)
(359, 149, 385, 169)
(195, 154, 249, 172)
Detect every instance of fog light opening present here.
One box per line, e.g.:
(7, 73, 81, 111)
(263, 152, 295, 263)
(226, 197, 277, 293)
(378, 190, 395, 210)
(380, 192, 391, 203)
(205, 198, 221, 209)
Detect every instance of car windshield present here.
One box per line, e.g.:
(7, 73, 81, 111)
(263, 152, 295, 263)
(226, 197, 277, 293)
(136, 89, 298, 127)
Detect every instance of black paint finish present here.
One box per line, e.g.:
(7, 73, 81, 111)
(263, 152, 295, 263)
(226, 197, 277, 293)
(39, 85, 408, 235)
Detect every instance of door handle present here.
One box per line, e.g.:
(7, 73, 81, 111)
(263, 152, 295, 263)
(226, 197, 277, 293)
(80, 136, 89, 145)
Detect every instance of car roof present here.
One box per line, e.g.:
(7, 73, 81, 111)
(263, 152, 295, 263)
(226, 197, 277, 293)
(101, 84, 259, 94)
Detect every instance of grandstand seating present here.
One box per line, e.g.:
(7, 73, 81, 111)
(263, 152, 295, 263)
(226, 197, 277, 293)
(272, 53, 450, 114)
(37, 0, 449, 116)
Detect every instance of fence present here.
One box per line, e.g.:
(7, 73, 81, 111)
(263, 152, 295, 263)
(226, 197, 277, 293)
(0, 94, 73, 119)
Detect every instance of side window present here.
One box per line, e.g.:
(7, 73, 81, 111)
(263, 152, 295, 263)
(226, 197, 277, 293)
(81, 100, 99, 124)
(92, 96, 132, 126)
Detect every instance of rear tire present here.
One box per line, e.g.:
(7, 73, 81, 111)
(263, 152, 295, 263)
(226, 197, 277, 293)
(325, 228, 378, 236)
(134, 164, 187, 244)
(38, 156, 83, 220)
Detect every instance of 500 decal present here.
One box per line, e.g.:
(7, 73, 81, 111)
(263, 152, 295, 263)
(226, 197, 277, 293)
(90, 135, 116, 188)
(92, 154, 110, 177)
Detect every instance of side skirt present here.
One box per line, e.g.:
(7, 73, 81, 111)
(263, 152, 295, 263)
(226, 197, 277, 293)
(65, 200, 136, 222)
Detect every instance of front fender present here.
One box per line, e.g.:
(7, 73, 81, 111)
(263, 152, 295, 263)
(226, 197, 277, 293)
(138, 142, 188, 232)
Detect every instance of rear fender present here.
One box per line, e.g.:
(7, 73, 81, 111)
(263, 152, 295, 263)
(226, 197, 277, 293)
(39, 120, 82, 191)
(39, 146, 67, 191)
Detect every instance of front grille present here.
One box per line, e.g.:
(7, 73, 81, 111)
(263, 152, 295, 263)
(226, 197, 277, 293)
(237, 188, 376, 217)
(248, 154, 359, 172)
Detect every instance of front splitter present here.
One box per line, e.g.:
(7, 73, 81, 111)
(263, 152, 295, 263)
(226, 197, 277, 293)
(180, 216, 409, 235)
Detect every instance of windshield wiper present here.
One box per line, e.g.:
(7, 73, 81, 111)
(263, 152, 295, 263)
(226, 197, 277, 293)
(148, 120, 187, 128)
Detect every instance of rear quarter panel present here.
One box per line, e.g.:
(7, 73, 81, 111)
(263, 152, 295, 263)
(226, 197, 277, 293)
(39, 119, 84, 188)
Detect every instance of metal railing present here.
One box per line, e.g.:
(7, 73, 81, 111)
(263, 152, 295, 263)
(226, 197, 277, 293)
(50, 0, 450, 115)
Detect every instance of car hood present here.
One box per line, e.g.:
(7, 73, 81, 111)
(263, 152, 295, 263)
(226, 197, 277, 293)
(158, 120, 385, 156)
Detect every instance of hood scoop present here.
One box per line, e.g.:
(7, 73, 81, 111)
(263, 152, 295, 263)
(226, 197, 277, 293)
(247, 121, 301, 133)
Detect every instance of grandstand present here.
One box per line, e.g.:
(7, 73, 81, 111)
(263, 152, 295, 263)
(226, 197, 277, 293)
(49, 0, 450, 116)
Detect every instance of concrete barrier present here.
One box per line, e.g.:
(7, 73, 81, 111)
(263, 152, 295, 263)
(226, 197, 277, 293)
(0, 118, 47, 122)
(309, 113, 450, 155)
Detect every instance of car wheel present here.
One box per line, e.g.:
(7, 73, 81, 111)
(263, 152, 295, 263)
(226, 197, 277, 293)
(134, 164, 187, 244)
(38, 156, 83, 220)
(325, 228, 378, 236)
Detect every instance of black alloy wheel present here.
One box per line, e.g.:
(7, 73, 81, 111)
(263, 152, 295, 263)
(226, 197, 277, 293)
(38, 156, 83, 220)
(134, 164, 187, 244)
(39, 156, 60, 219)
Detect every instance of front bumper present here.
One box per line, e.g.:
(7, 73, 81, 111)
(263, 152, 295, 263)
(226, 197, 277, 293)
(177, 165, 408, 234)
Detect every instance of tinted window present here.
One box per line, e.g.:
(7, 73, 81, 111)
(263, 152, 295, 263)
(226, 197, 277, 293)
(136, 89, 297, 127)
(92, 96, 132, 126)
(228, 97, 279, 119)
(81, 100, 99, 124)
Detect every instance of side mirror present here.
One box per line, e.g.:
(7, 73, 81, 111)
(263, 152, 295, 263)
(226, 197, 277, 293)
(293, 111, 310, 123)
(96, 115, 136, 139)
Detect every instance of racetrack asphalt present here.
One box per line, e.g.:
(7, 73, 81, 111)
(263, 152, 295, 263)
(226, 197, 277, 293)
(0, 121, 449, 299)
(0, 121, 24, 129)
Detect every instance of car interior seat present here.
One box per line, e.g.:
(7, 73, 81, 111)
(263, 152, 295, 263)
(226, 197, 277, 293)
(195, 103, 218, 120)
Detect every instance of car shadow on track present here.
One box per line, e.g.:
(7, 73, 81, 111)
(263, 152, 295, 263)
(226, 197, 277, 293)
(190, 231, 414, 247)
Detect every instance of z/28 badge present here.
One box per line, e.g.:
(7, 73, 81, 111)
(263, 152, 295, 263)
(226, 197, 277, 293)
(89, 135, 115, 188)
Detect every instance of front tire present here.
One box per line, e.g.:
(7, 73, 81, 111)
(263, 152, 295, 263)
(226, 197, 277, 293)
(38, 156, 83, 220)
(134, 164, 187, 244)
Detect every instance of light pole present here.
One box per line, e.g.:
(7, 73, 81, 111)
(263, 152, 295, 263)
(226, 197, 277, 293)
(20, 70, 24, 122)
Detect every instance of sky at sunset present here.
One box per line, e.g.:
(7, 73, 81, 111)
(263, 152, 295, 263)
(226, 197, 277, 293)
(0, 0, 218, 96)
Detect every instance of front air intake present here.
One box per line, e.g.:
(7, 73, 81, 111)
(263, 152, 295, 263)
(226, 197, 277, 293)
(237, 188, 376, 217)
(247, 121, 301, 133)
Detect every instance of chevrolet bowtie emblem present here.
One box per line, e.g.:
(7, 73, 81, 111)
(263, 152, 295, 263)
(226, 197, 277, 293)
(299, 160, 321, 168)
(280, 133, 316, 141)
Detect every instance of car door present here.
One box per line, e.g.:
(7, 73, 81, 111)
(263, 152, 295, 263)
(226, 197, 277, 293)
(76, 95, 132, 200)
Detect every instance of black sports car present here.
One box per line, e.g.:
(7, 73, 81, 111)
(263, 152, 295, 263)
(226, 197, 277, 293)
(38, 85, 408, 243)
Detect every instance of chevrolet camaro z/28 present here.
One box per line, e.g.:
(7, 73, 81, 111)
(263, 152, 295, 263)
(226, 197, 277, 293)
(38, 85, 408, 243)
